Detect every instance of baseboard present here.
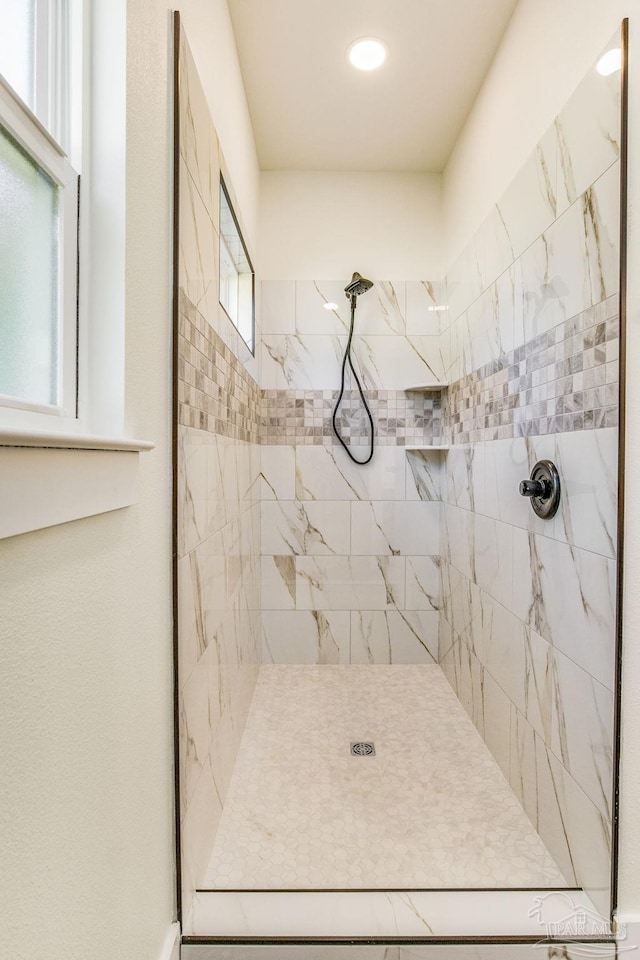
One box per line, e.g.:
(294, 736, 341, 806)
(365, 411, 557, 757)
(158, 922, 181, 960)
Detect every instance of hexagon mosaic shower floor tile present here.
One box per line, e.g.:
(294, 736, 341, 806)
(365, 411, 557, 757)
(203, 665, 567, 889)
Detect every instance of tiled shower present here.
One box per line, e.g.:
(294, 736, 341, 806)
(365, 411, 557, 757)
(176, 16, 622, 945)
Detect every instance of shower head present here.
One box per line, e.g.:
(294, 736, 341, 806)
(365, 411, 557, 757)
(344, 272, 374, 298)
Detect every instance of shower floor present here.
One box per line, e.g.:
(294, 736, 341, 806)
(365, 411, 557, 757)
(203, 664, 567, 890)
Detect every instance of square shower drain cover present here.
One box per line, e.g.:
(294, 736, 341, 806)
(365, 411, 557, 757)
(351, 741, 375, 756)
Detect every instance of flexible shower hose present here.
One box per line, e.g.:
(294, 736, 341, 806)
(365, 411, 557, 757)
(331, 295, 375, 465)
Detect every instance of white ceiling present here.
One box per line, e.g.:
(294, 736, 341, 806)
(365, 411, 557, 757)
(227, 0, 520, 172)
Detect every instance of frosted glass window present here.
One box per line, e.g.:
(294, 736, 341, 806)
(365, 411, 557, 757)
(0, 122, 59, 407)
(219, 178, 255, 353)
(0, 1, 36, 110)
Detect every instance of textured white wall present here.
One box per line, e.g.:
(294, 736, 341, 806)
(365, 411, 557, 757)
(259, 170, 442, 280)
(0, 1, 259, 959)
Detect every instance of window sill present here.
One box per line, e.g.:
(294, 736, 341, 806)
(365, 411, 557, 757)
(0, 428, 155, 451)
(0, 431, 155, 540)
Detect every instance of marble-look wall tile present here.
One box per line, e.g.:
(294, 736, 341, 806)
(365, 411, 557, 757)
(491, 125, 558, 272)
(477, 428, 617, 554)
(518, 162, 619, 346)
(441, 503, 474, 583)
(296, 556, 405, 611)
(178, 427, 210, 557)
(206, 437, 250, 538)
(354, 334, 444, 389)
(440, 560, 483, 649)
(441, 443, 481, 511)
(545, 641, 614, 820)
(438, 34, 620, 921)
(354, 281, 407, 335)
(296, 280, 408, 336)
(556, 39, 621, 215)
(553, 427, 617, 558)
(405, 281, 442, 335)
(529, 732, 611, 915)
(179, 34, 218, 227)
(480, 669, 513, 783)
(440, 616, 612, 914)
(261, 332, 443, 391)
(439, 633, 485, 731)
(178, 27, 262, 921)
(262, 500, 350, 556)
(295, 280, 352, 336)
(260, 445, 296, 500)
(405, 556, 441, 612)
(350, 501, 440, 557)
(261, 333, 344, 390)
(466, 282, 510, 372)
(262, 610, 350, 664)
(180, 755, 223, 928)
(405, 450, 443, 501)
(295, 445, 408, 501)
(446, 235, 485, 323)
(511, 528, 615, 690)
(441, 468, 616, 907)
(470, 514, 513, 609)
(480, 436, 542, 529)
(178, 551, 207, 685)
(261, 555, 296, 610)
(180, 654, 215, 808)
(350, 611, 438, 664)
(179, 158, 219, 324)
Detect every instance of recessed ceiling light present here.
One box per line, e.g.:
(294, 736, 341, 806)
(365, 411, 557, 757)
(596, 47, 622, 76)
(347, 37, 387, 72)
(323, 302, 339, 310)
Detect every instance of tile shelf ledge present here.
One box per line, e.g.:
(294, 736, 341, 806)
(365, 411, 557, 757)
(405, 444, 450, 452)
(404, 382, 449, 391)
(0, 428, 155, 452)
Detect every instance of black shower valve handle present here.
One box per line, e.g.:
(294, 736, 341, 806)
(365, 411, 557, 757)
(519, 478, 549, 498)
(519, 459, 561, 519)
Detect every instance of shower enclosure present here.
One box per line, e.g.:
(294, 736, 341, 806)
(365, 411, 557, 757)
(174, 12, 627, 953)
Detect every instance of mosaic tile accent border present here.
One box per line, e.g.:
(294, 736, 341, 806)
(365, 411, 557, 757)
(178, 289, 261, 442)
(443, 296, 619, 444)
(261, 390, 442, 446)
(178, 289, 618, 449)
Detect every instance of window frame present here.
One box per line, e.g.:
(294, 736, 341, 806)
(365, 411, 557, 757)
(218, 174, 256, 355)
(0, 0, 154, 543)
(0, 0, 81, 434)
